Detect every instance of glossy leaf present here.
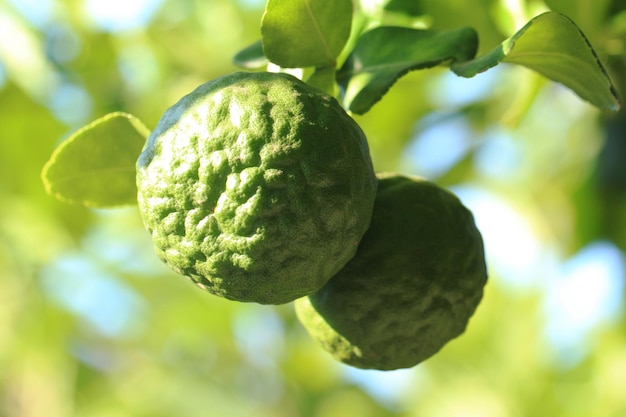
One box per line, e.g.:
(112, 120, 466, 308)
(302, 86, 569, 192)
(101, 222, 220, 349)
(337, 26, 478, 114)
(41, 112, 150, 208)
(232, 40, 268, 69)
(451, 12, 620, 111)
(260, 0, 353, 68)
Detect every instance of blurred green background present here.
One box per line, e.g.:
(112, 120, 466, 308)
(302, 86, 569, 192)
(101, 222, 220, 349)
(2, 0, 626, 416)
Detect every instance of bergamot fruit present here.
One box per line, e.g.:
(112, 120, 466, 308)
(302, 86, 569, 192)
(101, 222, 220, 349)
(136, 71, 377, 305)
(295, 173, 487, 370)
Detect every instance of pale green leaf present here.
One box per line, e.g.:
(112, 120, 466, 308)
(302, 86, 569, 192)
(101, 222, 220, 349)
(41, 112, 150, 208)
(451, 12, 620, 111)
(544, 0, 612, 35)
(261, 0, 353, 68)
(306, 66, 338, 97)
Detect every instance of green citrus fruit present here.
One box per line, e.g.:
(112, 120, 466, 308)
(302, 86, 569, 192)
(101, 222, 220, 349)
(136, 71, 377, 305)
(295, 173, 487, 370)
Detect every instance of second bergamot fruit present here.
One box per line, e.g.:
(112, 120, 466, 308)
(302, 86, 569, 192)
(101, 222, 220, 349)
(136, 71, 377, 305)
(295, 173, 488, 370)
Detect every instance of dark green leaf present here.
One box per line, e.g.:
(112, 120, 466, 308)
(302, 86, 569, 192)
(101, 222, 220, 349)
(41, 112, 150, 208)
(337, 26, 478, 114)
(232, 40, 268, 69)
(451, 12, 620, 111)
(384, 0, 425, 16)
(260, 0, 353, 68)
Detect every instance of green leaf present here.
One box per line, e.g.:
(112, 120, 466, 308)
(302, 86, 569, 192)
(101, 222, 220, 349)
(260, 0, 353, 68)
(384, 0, 425, 16)
(451, 12, 620, 111)
(543, 0, 612, 35)
(306, 66, 338, 97)
(337, 26, 478, 114)
(232, 40, 268, 69)
(41, 112, 150, 208)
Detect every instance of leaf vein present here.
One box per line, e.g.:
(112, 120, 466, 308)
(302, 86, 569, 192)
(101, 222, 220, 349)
(303, 0, 334, 64)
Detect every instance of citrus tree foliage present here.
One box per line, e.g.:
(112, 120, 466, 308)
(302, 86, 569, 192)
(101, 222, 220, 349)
(2, 0, 626, 416)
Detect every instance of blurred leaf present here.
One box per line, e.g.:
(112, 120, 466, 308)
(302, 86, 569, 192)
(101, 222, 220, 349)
(0, 84, 66, 195)
(384, 0, 425, 16)
(587, 111, 626, 251)
(337, 26, 478, 114)
(261, 0, 353, 68)
(306, 66, 338, 96)
(572, 171, 603, 251)
(41, 112, 150, 208)
(544, 0, 612, 36)
(451, 12, 621, 111)
(232, 40, 268, 69)
(598, 111, 626, 190)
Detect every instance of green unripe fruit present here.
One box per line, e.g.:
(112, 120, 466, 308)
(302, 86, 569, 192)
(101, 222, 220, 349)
(136, 72, 377, 304)
(296, 173, 488, 370)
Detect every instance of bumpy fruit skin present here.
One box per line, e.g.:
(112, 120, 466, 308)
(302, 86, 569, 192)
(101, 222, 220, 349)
(136, 72, 377, 304)
(295, 173, 487, 370)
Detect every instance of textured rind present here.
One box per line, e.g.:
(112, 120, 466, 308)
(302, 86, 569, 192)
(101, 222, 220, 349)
(136, 72, 377, 304)
(295, 173, 488, 370)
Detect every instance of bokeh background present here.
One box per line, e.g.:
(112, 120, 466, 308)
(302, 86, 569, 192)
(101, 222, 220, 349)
(2, 0, 626, 416)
